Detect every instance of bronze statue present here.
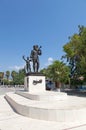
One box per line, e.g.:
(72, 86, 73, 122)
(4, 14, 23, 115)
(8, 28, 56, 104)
(22, 55, 31, 73)
(30, 45, 42, 72)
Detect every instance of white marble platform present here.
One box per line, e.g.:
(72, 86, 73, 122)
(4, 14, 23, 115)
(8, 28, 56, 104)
(1, 95, 86, 130)
(5, 92, 86, 122)
(15, 91, 67, 101)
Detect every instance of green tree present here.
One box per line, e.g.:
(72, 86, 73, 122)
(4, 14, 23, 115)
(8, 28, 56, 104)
(0, 72, 4, 84)
(46, 60, 70, 88)
(40, 68, 48, 77)
(11, 70, 18, 80)
(5, 71, 10, 80)
(13, 69, 25, 85)
(62, 25, 86, 83)
(3, 78, 10, 85)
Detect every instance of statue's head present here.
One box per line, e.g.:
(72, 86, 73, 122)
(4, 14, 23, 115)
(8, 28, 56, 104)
(33, 45, 35, 49)
(33, 45, 38, 50)
(27, 57, 29, 60)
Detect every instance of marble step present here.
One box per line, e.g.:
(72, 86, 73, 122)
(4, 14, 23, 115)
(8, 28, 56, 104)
(5, 92, 86, 122)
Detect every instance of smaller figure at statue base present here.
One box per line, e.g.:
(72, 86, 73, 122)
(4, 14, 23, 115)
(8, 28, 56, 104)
(22, 55, 31, 73)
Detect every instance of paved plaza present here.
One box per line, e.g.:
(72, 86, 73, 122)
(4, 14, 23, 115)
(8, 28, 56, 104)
(0, 87, 86, 130)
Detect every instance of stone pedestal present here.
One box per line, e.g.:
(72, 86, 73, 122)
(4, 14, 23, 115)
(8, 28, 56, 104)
(24, 73, 45, 92)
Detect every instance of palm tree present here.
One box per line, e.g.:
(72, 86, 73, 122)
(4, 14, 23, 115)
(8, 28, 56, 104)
(47, 60, 70, 90)
(0, 72, 4, 84)
(11, 70, 17, 81)
(6, 71, 10, 80)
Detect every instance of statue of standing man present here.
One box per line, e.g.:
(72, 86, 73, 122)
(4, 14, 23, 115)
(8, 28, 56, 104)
(30, 45, 42, 72)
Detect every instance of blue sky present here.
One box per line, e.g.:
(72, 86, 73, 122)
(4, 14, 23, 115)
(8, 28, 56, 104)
(0, 0, 86, 72)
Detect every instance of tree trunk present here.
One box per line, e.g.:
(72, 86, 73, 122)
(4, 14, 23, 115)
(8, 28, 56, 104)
(55, 81, 61, 92)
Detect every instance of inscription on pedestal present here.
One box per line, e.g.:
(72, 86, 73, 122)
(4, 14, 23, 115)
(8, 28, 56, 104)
(33, 79, 42, 85)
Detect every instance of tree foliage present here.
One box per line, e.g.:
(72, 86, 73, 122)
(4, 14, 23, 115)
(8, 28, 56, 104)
(11, 70, 18, 80)
(62, 25, 86, 81)
(2, 68, 25, 85)
(11, 69, 25, 85)
(0, 72, 4, 84)
(5, 71, 10, 80)
(47, 60, 70, 83)
(40, 60, 70, 88)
